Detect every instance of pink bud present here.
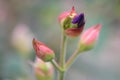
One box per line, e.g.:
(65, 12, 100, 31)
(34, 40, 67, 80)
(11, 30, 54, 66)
(32, 38, 55, 62)
(79, 24, 102, 51)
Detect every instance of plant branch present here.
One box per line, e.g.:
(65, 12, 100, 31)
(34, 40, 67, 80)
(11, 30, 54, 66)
(59, 29, 67, 80)
(65, 48, 80, 69)
(51, 59, 64, 72)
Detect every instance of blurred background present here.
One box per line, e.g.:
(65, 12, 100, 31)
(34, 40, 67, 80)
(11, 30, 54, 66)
(0, 0, 120, 80)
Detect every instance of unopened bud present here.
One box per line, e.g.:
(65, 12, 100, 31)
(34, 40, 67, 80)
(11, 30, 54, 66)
(34, 57, 54, 80)
(79, 24, 102, 52)
(32, 38, 55, 62)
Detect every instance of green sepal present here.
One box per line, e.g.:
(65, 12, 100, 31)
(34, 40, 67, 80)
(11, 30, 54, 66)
(63, 16, 72, 29)
(61, 16, 77, 29)
(43, 53, 55, 62)
(78, 43, 95, 53)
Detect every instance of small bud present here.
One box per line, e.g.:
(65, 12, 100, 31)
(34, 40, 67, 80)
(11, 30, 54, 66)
(32, 38, 55, 62)
(34, 57, 54, 80)
(79, 24, 102, 52)
(58, 7, 85, 37)
(65, 13, 85, 37)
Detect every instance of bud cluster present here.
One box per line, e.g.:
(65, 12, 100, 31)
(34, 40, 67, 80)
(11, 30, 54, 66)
(32, 6, 102, 80)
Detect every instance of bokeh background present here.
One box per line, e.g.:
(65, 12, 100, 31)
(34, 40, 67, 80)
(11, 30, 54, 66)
(0, 0, 120, 80)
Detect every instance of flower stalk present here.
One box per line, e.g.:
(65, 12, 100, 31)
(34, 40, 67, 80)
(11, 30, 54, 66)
(59, 26, 67, 80)
(51, 59, 64, 72)
(60, 31, 67, 68)
(65, 47, 80, 69)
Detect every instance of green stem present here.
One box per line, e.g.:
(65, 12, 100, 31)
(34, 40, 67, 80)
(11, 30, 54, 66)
(65, 48, 80, 69)
(59, 72, 65, 80)
(51, 59, 65, 80)
(51, 59, 63, 72)
(59, 29, 67, 80)
(60, 34, 67, 67)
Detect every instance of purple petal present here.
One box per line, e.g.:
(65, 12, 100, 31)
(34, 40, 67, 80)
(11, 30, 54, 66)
(72, 13, 85, 27)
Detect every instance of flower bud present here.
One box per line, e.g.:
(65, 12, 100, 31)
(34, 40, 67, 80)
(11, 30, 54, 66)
(79, 24, 102, 52)
(32, 38, 55, 62)
(58, 6, 85, 37)
(34, 57, 54, 80)
(65, 13, 85, 37)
